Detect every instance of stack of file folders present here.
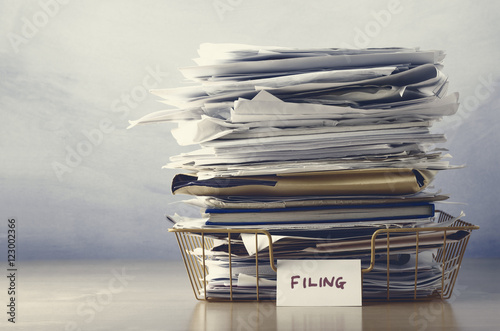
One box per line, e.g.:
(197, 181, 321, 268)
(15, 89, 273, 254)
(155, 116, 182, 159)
(131, 44, 473, 300)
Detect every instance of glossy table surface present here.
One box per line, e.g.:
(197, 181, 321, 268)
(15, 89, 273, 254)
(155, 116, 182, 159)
(5, 258, 500, 330)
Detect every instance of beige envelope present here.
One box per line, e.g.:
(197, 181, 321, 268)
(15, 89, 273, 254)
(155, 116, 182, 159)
(172, 168, 436, 196)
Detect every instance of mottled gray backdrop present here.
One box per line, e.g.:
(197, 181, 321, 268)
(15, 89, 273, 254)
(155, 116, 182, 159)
(1, 0, 499, 260)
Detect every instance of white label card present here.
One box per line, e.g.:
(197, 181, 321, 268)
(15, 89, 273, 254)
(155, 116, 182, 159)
(276, 259, 362, 306)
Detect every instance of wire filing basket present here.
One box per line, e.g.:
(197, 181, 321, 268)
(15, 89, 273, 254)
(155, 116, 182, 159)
(169, 211, 479, 302)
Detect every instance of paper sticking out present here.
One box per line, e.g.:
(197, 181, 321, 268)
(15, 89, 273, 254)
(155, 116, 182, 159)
(241, 233, 286, 256)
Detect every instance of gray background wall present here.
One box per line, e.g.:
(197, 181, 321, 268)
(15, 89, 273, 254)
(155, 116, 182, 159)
(1, 0, 499, 261)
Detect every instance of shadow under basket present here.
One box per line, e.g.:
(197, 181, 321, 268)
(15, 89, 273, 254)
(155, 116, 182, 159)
(169, 211, 479, 302)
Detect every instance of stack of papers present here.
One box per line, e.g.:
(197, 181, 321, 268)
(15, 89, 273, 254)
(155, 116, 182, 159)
(132, 43, 466, 300)
(190, 248, 458, 300)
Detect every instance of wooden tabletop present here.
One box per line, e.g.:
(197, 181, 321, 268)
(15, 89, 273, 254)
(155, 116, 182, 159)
(6, 258, 499, 330)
